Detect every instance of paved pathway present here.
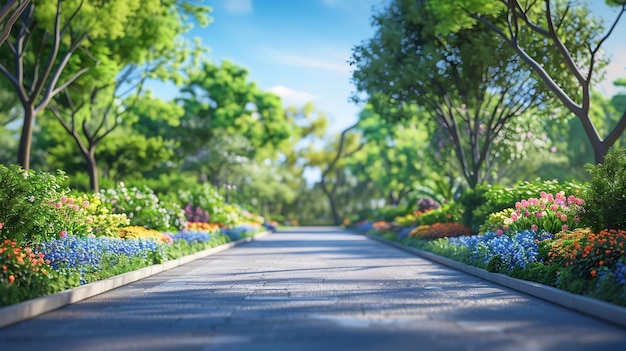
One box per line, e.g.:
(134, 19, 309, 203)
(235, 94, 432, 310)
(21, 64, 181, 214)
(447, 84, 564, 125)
(1, 227, 626, 351)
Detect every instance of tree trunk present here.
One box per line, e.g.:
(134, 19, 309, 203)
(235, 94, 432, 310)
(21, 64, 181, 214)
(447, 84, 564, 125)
(86, 147, 99, 192)
(17, 105, 35, 169)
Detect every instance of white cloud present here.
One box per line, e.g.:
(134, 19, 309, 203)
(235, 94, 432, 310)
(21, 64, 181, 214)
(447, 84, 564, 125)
(266, 49, 351, 75)
(223, 0, 253, 15)
(269, 85, 317, 105)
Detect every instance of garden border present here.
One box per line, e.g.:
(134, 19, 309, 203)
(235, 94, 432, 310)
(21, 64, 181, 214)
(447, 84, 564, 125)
(0, 231, 271, 330)
(362, 232, 626, 329)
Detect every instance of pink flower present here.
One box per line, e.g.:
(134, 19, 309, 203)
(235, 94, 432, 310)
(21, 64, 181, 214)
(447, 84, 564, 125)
(515, 202, 522, 209)
(560, 214, 567, 221)
(502, 225, 509, 231)
(521, 200, 529, 208)
(82, 201, 90, 208)
(535, 211, 543, 218)
(60, 196, 68, 203)
(547, 193, 554, 202)
(550, 204, 558, 211)
(540, 203, 546, 210)
(496, 229, 503, 236)
(562, 224, 569, 231)
(531, 224, 538, 231)
(59, 231, 67, 238)
(55, 202, 62, 208)
(540, 192, 548, 199)
(72, 204, 79, 211)
(524, 211, 530, 217)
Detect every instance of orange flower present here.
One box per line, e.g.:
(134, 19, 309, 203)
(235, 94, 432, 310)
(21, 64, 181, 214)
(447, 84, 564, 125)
(590, 269, 597, 278)
(7, 275, 15, 284)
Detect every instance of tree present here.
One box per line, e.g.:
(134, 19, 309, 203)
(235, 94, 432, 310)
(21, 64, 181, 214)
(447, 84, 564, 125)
(177, 60, 292, 184)
(351, 0, 551, 189)
(312, 123, 364, 225)
(348, 104, 431, 207)
(428, 0, 626, 163)
(37, 1, 209, 190)
(0, 0, 155, 169)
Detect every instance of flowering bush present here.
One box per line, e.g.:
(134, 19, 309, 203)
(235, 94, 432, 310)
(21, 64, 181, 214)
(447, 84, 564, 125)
(0, 239, 76, 306)
(184, 204, 210, 223)
(479, 208, 514, 234)
(469, 180, 586, 233)
(118, 226, 173, 244)
(483, 191, 585, 234)
(371, 221, 392, 232)
(97, 183, 186, 232)
(220, 223, 262, 240)
(38, 235, 163, 284)
(546, 228, 626, 280)
(186, 222, 220, 232)
(448, 230, 553, 273)
(416, 198, 440, 212)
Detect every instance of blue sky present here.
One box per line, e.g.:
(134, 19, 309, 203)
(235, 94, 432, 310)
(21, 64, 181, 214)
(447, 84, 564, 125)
(184, 0, 387, 134)
(162, 0, 626, 136)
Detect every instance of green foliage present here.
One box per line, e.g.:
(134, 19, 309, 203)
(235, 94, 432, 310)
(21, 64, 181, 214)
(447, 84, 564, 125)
(486, 254, 505, 273)
(0, 164, 71, 244)
(81, 253, 161, 285)
(479, 209, 514, 234)
(581, 147, 626, 231)
(365, 206, 410, 222)
(417, 202, 462, 226)
(409, 222, 474, 240)
(164, 233, 231, 260)
(457, 185, 489, 231)
(509, 262, 560, 287)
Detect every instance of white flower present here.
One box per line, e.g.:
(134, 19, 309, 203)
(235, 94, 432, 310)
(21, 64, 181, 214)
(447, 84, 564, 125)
(28, 195, 35, 202)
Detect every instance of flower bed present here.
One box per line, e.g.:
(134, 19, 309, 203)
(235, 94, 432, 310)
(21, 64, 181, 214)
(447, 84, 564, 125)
(348, 149, 626, 308)
(0, 164, 268, 308)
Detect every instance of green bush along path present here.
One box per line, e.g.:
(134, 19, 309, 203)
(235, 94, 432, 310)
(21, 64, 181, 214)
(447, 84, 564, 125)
(1, 227, 625, 351)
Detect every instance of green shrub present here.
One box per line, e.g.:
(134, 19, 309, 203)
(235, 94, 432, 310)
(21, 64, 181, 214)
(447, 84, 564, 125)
(0, 165, 71, 244)
(418, 202, 461, 226)
(581, 147, 626, 231)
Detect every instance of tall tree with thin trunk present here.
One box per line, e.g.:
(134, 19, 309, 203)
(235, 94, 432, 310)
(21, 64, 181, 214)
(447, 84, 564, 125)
(351, 0, 552, 189)
(0, 0, 158, 169)
(428, 0, 626, 163)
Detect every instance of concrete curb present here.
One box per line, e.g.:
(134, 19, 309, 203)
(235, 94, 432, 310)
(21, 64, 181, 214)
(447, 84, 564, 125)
(363, 232, 626, 329)
(0, 231, 271, 330)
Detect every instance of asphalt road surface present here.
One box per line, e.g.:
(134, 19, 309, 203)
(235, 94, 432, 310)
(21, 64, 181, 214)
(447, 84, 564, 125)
(1, 226, 625, 351)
